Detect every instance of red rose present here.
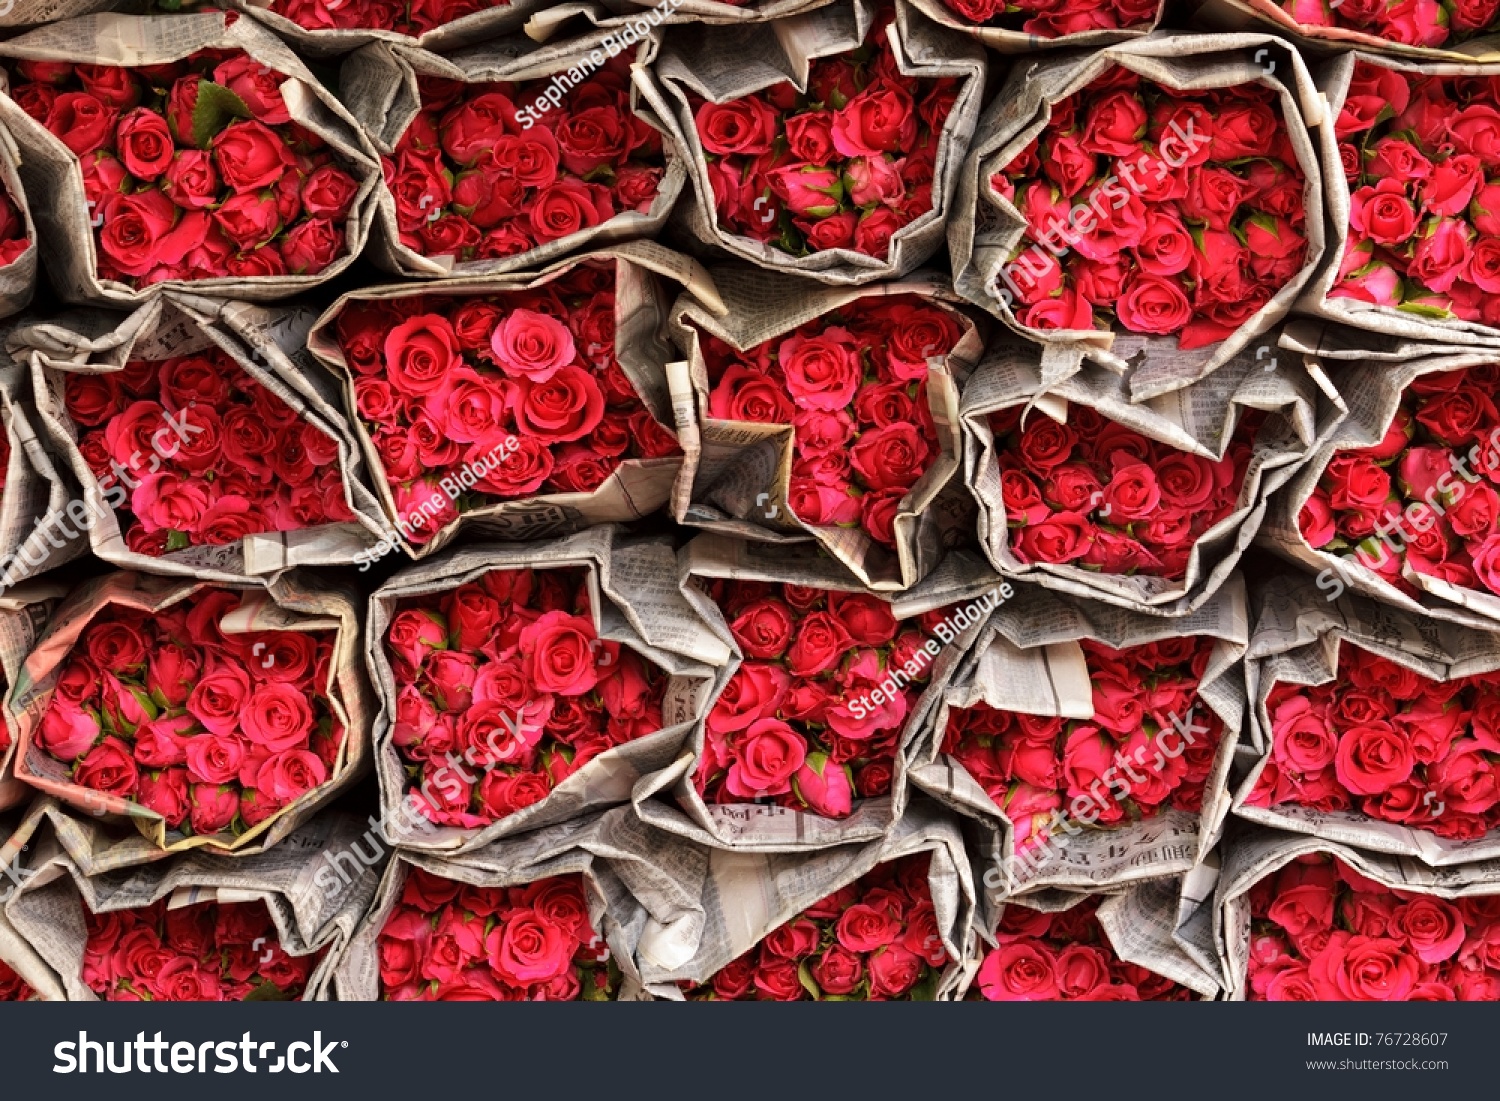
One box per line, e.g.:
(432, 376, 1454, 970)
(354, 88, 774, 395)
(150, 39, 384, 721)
(280, 218, 344, 275)
(519, 610, 601, 696)
(514, 366, 605, 443)
(45, 92, 116, 155)
(213, 120, 298, 193)
(490, 309, 576, 383)
(116, 108, 175, 181)
(724, 718, 808, 798)
(696, 99, 779, 156)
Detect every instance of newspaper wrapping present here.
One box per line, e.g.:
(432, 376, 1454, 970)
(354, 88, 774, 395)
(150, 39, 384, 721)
(634, 796, 976, 999)
(0, 121, 37, 321)
(9, 292, 389, 585)
(337, 29, 687, 279)
(6, 569, 374, 862)
(305, 242, 724, 559)
(0, 799, 383, 1001)
(331, 805, 707, 1000)
(522, 0, 838, 39)
(0, 0, 133, 30)
(1194, 0, 1500, 67)
(948, 33, 1330, 400)
(1299, 51, 1500, 348)
(902, 0, 1164, 53)
(633, 0, 986, 285)
(0, 12, 382, 307)
(0, 812, 62, 999)
(906, 575, 1248, 898)
(0, 582, 64, 812)
(365, 528, 726, 857)
(961, 328, 1346, 616)
(632, 531, 1002, 850)
(1231, 572, 1500, 864)
(973, 867, 1224, 998)
(1216, 826, 1500, 998)
(1264, 320, 1500, 629)
(221, 0, 549, 57)
(665, 265, 983, 592)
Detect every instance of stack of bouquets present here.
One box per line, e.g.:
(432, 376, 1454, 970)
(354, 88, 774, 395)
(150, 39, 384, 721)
(969, 879, 1219, 1000)
(367, 528, 724, 850)
(0, 12, 379, 305)
(667, 267, 980, 591)
(907, 0, 1162, 48)
(1218, 832, 1500, 1001)
(8, 571, 370, 854)
(1, 808, 381, 1001)
(20, 292, 387, 581)
(1235, 574, 1500, 859)
(950, 35, 1326, 385)
(333, 809, 675, 1000)
(907, 578, 1246, 894)
(632, 533, 994, 850)
(642, 802, 974, 1000)
(635, 0, 985, 283)
(340, 33, 684, 278)
(1263, 334, 1500, 626)
(307, 245, 705, 557)
(960, 332, 1342, 615)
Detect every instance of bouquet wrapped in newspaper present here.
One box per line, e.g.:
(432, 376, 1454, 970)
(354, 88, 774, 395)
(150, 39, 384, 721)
(0, 800, 381, 1001)
(6, 570, 373, 860)
(967, 872, 1221, 999)
(218, 0, 547, 56)
(1218, 828, 1500, 1000)
(338, 29, 684, 280)
(13, 292, 387, 585)
(949, 35, 1328, 398)
(0, 125, 38, 321)
(904, 0, 1162, 53)
(306, 243, 720, 560)
(1264, 323, 1500, 628)
(1234, 573, 1500, 864)
(523, 0, 839, 38)
(961, 329, 1343, 616)
(667, 266, 981, 592)
(908, 577, 1247, 897)
(636, 797, 974, 1000)
(634, 533, 1000, 850)
(1305, 54, 1500, 348)
(0, 12, 381, 307)
(333, 806, 703, 1000)
(366, 528, 726, 857)
(634, 0, 985, 285)
(1195, 0, 1500, 67)
(0, 583, 65, 813)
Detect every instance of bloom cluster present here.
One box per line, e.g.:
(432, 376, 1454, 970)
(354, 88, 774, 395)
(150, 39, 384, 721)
(1248, 854, 1500, 1000)
(35, 589, 343, 837)
(697, 295, 960, 548)
(7, 52, 360, 286)
(82, 898, 320, 1001)
(682, 855, 948, 1000)
(1334, 64, 1500, 323)
(1248, 646, 1500, 840)
(940, 0, 1156, 37)
(387, 60, 665, 264)
(64, 349, 356, 556)
(697, 579, 941, 817)
(690, 9, 957, 260)
(1299, 364, 1500, 599)
(377, 868, 617, 1001)
(336, 264, 680, 543)
(942, 637, 1223, 850)
(1278, 0, 1496, 51)
(992, 67, 1308, 343)
(973, 898, 1191, 1000)
(0, 959, 31, 1001)
(268, 0, 507, 34)
(386, 566, 667, 828)
(991, 403, 1262, 580)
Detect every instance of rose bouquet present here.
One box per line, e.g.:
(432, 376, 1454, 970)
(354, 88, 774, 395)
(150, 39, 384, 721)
(342, 36, 684, 279)
(224, 0, 540, 54)
(908, 0, 1161, 50)
(1220, 834, 1500, 1000)
(636, 0, 984, 283)
(634, 533, 992, 850)
(308, 246, 702, 558)
(907, 578, 1245, 893)
(0, 12, 378, 306)
(1201, 0, 1500, 61)
(10, 572, 369, 856)
(668, 268, 978, 590)
(961, 335, 1341, 614)
(2, 810, 378, 999)
(951, 35, 1325, 384)
(369, 530, 722, 853)
(19, 292, 387, 582)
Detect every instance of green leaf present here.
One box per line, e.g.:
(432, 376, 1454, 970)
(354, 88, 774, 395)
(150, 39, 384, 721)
(907, 967, 939, 1002)
(165, 529, 192, 552)
(1396, 302, 1454, 320)
(243, 982, 294, 1002)
(796, 960, 823, 1001)
(191, 81, 252, 150)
